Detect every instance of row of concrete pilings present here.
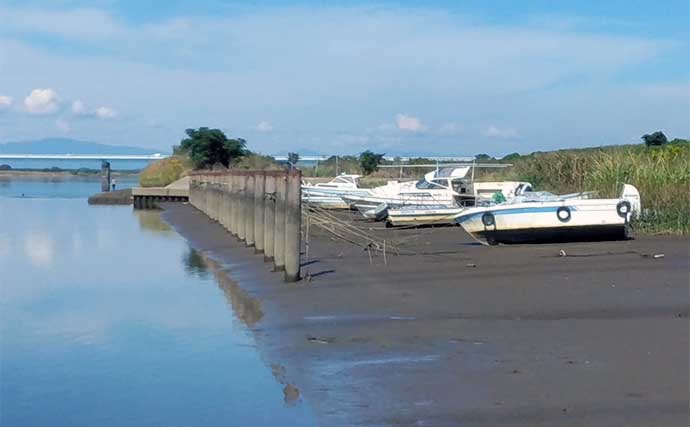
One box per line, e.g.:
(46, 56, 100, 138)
(189, 170, 302, 282)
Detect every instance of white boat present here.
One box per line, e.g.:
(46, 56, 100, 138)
(302, 174, 366, 209)
(385, 205, 464, 227)
(341, 167, 532, 210)
(454, 184, 641, 245)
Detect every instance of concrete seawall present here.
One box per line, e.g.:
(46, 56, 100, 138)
(189, 170, 302, 282)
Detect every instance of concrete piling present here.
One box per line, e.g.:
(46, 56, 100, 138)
(245, 174, 255, 247)
(237, 174, 247, 241)
(189, 169, 301, 282)
(253, 172, 265, 254)
(273, 173, 287, 271)
(284, 170, 302, 282)
(263, 174, 276, 261)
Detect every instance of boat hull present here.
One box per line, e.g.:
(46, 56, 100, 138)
(386, 208, 464, 227)
(456, 200, 631, 245)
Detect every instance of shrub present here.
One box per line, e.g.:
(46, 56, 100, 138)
(139, 155, 190, 187)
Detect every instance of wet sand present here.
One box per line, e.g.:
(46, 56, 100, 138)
(162, 204, 689, 427)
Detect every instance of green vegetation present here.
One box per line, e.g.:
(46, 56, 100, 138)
(233, 153, 282, 170)
(482, 139, 690, 234)
(139, 155, 191, 187)
(174, 127, 248, 169)
(359, 150, 385, 175)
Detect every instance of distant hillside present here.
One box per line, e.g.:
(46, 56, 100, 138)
(0, 138, 166, 155)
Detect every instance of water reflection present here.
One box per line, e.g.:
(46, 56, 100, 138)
(134, 209, 175, 236)
(23, 232, 54, 267)
(183, 248, 264, 327)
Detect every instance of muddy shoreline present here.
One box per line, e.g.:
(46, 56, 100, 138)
(161, 203, 689, 427)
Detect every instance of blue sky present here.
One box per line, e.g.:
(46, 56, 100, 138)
(0, 1, 688, 155)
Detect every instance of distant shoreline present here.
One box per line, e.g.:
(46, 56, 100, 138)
(0, 169, 140, 180)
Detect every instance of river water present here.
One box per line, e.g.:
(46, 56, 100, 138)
(0, 181, 316, 426)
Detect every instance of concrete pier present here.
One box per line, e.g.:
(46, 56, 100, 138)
(188, 169, 301, 282)
(274, 173, 287, 271)
(101, 161, 111, 192)
(284, 170, 302, 282)
(263, 174, 276, 261)
(253, 172, 265, 254)
(245, 174, 255, 247)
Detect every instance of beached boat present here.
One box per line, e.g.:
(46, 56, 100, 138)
(302, 174, 367, 209)
(385, 205, 464, 227)
(454, 184, 641, 245)
(341, 167, 531, 210)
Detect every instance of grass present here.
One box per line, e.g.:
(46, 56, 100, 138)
(479, 142, 690, 235)
(139, 155, 191, 187)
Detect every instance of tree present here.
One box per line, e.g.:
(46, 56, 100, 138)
(501, 152, 521, 162)
(475, 153, 494, 161)
(359, 150, 385, 175)
(175, 127, 247, 169)
(287, 152, 300, 169)
(641, 131, 668, 147)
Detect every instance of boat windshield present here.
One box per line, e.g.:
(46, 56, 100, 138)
(415, 179, 445, 190)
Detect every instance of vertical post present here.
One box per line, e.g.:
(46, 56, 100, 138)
(245, 174, 255, 247)
(231, 173, 239, 236)
(221, 174, 230, 230)
(263, 173, 276, 261)
(273, 172, 287, 271)
(101, 160, 111, 192)
(284, 169, 302, 282)
(227, 173, 235, 234)
(237, 173, 247, 241)
(253, 172, 265, 254)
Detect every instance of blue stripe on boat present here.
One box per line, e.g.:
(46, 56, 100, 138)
(456, 206, 578, 223)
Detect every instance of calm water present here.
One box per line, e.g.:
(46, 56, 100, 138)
(0, 176, 140, 199)
(1, 158, 153, 170)
(0, 183, 315, 426)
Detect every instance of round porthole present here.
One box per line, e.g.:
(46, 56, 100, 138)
(481, 212, 495, 227)
(616, 200, 631, 218)
(557, 206, 571, 222)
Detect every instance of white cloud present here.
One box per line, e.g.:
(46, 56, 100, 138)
(71, 99, 85, 114)
(395, 114, 426, 132)
(55, 118, 70, 133)
(94, 106, 117, 119)
(0, 95, 13, 110)
(484, 125, 519, 139)
(23, 88, 60, 115)
(256, 121, 273, 132)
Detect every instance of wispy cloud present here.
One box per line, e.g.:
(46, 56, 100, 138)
(0, 95, 13, 111)
(256, 121, 272, 132)
(484, 125, 519, 139)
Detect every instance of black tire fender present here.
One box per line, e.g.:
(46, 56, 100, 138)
(556, 206, 571, 223)
(617, 200, 631, 218)
(481, 212, 495, 227)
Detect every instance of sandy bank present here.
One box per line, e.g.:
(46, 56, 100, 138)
(161, 204, 689, 427)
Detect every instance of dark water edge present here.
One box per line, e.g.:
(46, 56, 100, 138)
(0, 195, 316, 426)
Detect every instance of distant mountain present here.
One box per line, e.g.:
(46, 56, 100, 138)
(0, 138, 167, 155)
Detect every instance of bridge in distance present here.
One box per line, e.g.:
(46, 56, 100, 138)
(1, 154, 474, 162)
